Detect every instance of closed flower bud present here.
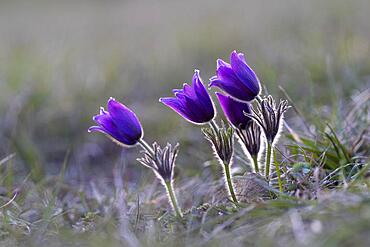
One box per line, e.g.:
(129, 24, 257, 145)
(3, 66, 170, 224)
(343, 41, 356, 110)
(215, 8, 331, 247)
(210, 50, 261, 102)
(88, 98, 143, 147)
(160, 70, 215, 125)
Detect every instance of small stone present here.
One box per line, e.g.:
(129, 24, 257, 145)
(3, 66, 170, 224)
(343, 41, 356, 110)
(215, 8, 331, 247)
(212, 173, 274, 204)
(234, 173, 274, 203)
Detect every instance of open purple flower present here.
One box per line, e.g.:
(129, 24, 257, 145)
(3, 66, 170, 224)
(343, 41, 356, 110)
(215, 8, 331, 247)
(160, 70, 215, 124)
(210, 50, 261, 102)
(88, 97, 143, 146)
(216, 92, 252, 129)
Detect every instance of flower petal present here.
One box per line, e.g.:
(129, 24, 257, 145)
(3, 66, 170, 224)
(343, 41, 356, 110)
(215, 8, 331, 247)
(91, 114, 136, 145)
(159, 97, 194, 122)
(211, 65, 257, 101)
(192, 70, 215, 114)
(107, 98, 143, 141)
(217, 59, 231, 69)
(216, 92, 252, 129)
(230, 51, 260, 95)
(160, 70, 215, 124)
(88, 126, 105, 133)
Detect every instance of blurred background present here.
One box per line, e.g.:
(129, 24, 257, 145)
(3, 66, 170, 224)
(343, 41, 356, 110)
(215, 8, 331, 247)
(0, 0, 369, 187)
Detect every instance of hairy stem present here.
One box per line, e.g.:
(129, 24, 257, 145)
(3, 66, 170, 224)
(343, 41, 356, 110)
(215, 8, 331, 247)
(164, 180, 183, 218)
(223, 162, 238, 205)
(252, 155, 259, 173)
(265, 142, 272, 180)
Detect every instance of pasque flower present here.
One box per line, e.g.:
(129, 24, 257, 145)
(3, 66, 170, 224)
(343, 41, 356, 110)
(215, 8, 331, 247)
(138, 142, 183, 218)
(202, 123, 234, 166)
(210, 50, 261, 102)
(160, 70, 215, 124)
(247, 95, 289, 187)
(89, 98, 183, 218)
(202, 122, 238, 204)
(216, 92, 252, 129)
(88, 97, 143, 146)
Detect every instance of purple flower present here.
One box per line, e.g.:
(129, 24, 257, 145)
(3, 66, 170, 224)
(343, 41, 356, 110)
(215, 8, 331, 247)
(209, 50, 261, 102)
(160, 70, 215, 124)
(216, 92, 252, 129)
(88, 98, 143, 146)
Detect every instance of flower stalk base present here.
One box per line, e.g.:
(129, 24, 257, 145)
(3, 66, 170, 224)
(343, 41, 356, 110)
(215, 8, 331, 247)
(223, 162, 238, 205)
(165, 180, 183, 218)
(252, 155, 259, 173)
(265, 142, 272, 180)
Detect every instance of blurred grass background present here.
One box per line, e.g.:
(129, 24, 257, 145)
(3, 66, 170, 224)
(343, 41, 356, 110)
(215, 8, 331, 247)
(0, 0, 369, 184)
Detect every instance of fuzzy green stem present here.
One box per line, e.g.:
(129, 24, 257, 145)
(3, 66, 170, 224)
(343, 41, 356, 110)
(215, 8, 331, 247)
(265, 142, 272, 180)
(273, 148, 283, 192)
(164, 180, 183, 218)
(209, 120, 238, 204)
(252, 155, 259, 173)
(223, 162, 238, 205)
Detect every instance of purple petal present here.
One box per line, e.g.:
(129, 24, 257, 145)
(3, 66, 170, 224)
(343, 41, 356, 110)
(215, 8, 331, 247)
(217, 59, 231, 69)
(181, 95, 211, 123)
(88, 126, 105, 133)
(159, 97, 194, 122)
(160, 70, 215, 124)
(93, 113, 116, 133)
(163, 96, 206, 124)
(90, 113, 136, 145)
(172, 88, 183, 94)
(237, 52, 246, 63)
(89, 98, 143, 146)
(107, 98, 143, 140)
(192, 70, 215, 119)
(99, 107, 109, 115)
(212, 65, 257, 101)
(216, 92, 252, 128)
(230, 51, 260, 95)
(182, 83, 197, 99)
(193, 70, 214, 107)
